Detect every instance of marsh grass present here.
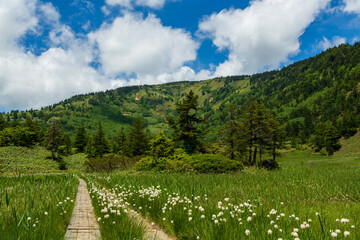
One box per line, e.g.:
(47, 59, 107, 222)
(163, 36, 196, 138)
(0, 174, 78, 240)
(89, 165, 360, 239)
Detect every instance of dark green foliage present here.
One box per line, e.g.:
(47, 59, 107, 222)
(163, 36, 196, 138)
(74, 125, 88, 152)
(257, 159, 279, 171)
(112, 128, 126, 154)
(188, 154, 243, 173)
(46, 120, 63, 160)
(0, 116, 7, 131)
(123, 118, 149, 157)
(58, 160, 68, 170)
(168, 90, 204, 154)
(238, 100, 282, 165)
(219, 105, 245, 160)
(87, 122, 110, 158)
(84, 154, 134, 172)
(311, 122, 341, 156)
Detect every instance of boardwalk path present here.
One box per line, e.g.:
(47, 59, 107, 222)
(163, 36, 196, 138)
(65, 178, 101, 240)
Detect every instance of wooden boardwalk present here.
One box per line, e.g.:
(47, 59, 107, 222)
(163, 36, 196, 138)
(65, 178, 101, 240)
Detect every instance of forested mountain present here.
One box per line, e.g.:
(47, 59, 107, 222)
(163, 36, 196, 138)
(2, 43, 360, 145)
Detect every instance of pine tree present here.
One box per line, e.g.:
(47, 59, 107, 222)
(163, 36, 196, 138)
(74, 125, 88, 153)
(239, 100, 281, 165)
(113, 128, 126, 154)
(46, 120, 63, 160)
(123, 118, 149, 157)
(219, 105, 245, 160)
(88, 122, 110, 158)
(167, 90, 204, 154)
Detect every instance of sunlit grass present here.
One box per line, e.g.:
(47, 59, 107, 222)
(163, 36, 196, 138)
(88, 165, 360, 239)
(0, 174, 78, 240)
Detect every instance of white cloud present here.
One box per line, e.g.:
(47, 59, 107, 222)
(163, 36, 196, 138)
(316, 36, 346, 51)
(39, 2, 60, 23)
(105, 0, 167, 9)
(89, 12, 198, 77)
(0, 0, 119, 110)
(343, 0, 360, 14)
(0, 0, 38, 51)
(0, 0, 200, 110)
(198, 0, 330, 76)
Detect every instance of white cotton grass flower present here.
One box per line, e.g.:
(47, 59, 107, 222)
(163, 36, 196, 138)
(188, 217, 192, 221)
(245, 229, 250, 236)
(335, 229, 341, 234)
(267, 229, 272, 235)
(341, 218, 350, 223)
(201, 215, 205, 219)
(247, 217, 252, 222)
(344, 231, 350, 237)
(27, 217, 31, 221)
(291, 232, 298, 237)
(331, 232, 338, 238)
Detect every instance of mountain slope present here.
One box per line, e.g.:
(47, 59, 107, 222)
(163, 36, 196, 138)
(2, 43, 360, 144)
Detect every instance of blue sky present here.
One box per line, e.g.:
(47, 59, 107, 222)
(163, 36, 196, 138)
(0, 0, 360, 111)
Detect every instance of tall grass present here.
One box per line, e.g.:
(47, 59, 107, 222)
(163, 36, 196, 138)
(0, 174, 78, 240)
(88, 166, 360, 239)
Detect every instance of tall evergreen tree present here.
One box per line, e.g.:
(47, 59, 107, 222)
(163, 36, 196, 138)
(123, 118, 149, 157)
(167, 90, 204, 154)
(113, 128, 126, 154)
(74, 125, 88, 153)
(87, 122, 110, 158)
(219, 105, 245, 160)
(46, 120, 63, 160)
(239, 100, 281, 165)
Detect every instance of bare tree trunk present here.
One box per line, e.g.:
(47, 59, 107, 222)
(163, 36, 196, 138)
(253, 146, 257, 165)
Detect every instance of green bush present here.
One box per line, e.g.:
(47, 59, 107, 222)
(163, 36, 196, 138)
(134, 156, 166, 171)
(85, 154, 135, 172)
(188, 154, 243, 173)
(135, 148, 191, 172)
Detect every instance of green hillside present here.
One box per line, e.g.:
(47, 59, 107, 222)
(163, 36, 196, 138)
(2, 43, 360, 145)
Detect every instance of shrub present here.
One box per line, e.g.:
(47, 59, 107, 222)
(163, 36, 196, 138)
(188, 154, 243, 173)
(257, 159, 280, 171)
(134, 156, 166, 171)
(85, 154, 134, 172)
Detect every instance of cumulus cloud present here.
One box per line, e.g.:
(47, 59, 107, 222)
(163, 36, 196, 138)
(0, 0, 38, 51)
(0, 0, 200, 110)
(0, 0, 118, 110)
(106, 0, 168, 9)
(343, 0, 360, 14)
(316, 36, 346, 51)
(198, 0, 330, 76)
(89, 12, 198, 77)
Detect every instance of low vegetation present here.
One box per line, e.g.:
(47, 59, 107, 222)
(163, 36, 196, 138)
(0, 174, 78, 240)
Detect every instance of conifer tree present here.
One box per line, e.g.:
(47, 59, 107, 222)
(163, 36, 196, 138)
(113, 128, 126, 154)
(123, 118, 149, 157)
(88, 122, 110, 158)
(219, 105, 245, 160)
(46, 120, 63, 160)
(74, 125, 88, 153)
(239, 100, 281, 165)
(167, 90, 204, 154)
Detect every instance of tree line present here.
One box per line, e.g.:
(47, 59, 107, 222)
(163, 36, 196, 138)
(0, 90, 342, 171)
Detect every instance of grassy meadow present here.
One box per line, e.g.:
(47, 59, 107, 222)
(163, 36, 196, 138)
(0, 146, 359, 239)
(85, 161, 360, 239)
(0, 174, 78, 240)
